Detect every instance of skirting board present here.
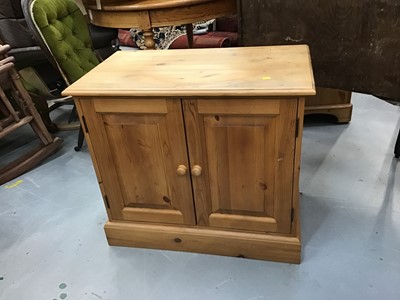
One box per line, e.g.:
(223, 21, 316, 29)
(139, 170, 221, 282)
(104, 221, 301, 264)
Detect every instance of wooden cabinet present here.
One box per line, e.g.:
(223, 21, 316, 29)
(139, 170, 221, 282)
(64, 46, 315, 263)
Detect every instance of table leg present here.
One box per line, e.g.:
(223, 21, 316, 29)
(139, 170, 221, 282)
(186, 24, 194, 48)
(143, 28, 156, 49)
(395, 127, 400, 158)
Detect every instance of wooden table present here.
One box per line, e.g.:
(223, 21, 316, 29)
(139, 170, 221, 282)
(63, 45, 315, 263)
(82, 0, 236, 49)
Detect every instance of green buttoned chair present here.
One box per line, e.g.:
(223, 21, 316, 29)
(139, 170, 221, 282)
(21, 0, 105, 151)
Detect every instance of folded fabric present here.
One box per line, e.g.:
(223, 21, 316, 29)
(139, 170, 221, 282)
(118, 28, 237, 50)
(118, 29, 136, 47)
(169, 32, 237, 49)
(130, 20, 215, 50)
(205, 31, 238, 47)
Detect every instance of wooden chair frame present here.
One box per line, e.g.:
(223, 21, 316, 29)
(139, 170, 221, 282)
(0, 42, 62, 185)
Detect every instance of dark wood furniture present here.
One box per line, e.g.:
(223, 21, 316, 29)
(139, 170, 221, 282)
(237, 0, 400, 102)
(238, 0, 400, 153)
(0, 43, 62, 185)
(81, 0, 236, 49)
(305, 87, 352, 123)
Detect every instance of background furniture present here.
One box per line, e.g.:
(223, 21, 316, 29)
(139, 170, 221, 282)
(63, 45, 315, 263)
(1, 0, 119, 133)
(0, 0, 60, 85)
(237, 0, 399, 151)
(22, 0, 118, 150)
(81, 0, 236, 49)
(305, 87, 352, 123)
(237, 0, 400, 102)
(0, 43, 62, 185)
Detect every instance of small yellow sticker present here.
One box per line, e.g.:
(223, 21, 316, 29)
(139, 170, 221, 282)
(262, 76, 271, 80)
(5, 180, 23, 189)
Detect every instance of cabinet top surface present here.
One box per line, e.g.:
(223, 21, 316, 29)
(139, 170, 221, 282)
(63, 45, 315, 97)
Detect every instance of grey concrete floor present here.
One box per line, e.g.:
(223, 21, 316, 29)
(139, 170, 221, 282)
(0, 94, 399, 300)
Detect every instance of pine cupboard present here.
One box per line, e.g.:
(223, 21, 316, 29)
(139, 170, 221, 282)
(63, 45, 315, 263)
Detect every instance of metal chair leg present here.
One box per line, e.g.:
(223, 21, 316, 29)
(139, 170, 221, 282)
(395, 127, 400, 158)
(74, 125, 84, 151)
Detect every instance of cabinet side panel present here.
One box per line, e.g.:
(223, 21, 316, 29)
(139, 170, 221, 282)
(274, 100, 298, 233)
(80, 99, 125, 219)
(292, 98, 305, 239)
(74, 98, 112, 219)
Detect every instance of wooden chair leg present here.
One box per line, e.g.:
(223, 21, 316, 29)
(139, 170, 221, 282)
(186, 24, 194, 48)
(0, 86, 19, 121)
(0, 137, 63, 185)
(0, 40, 63, 184)
(10, 67, 54, 144)
(74, 125, 85, 152)
(395, 127, 400, 158)
(143, 28, 156, 49)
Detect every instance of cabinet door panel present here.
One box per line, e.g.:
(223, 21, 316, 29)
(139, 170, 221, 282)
(183, 99, 298, 234)
(82, 98, 195, 225)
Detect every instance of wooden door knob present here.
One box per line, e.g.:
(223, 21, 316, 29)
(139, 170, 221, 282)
(176, 165, 188, 176)
(191, 165, 202, 177)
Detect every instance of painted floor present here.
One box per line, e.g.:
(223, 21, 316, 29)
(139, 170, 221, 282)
(0, 93, 399, 300)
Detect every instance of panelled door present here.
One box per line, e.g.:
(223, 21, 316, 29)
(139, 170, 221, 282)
(81, 98, 196, 225)
(183, 98, 298, 234)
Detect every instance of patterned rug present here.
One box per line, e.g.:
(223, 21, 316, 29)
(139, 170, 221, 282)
(130, 20, 215, 50)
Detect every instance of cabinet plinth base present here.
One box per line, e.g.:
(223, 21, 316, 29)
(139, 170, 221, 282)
(104, 221, 301, 264)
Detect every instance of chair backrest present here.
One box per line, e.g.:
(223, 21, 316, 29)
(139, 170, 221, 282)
(0, 43, 19, 125)
(0, 0, 52, 70)
(21, 0, 100, 85)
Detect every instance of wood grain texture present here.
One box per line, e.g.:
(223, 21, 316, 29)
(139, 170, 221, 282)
(84, 0, 236, 28)
(84, 0, 212, 11)
(209, 213, 277, 232)
(79, 99, 125, 220)
(307, 88, 352, 107)
(67, 45, 314, 262)
(238, 0, 400, 101)
(85, 98, 196, 225)
(197, 99, 280, 115)
(122, 207, 184, 224)
(305, 87, 352, 123)
(291, 98, 305, 243)
(93, 98, 168, 113)
(183, 98, 298, 234)
(0, 116, 32, 138)
(105, 221, 301, 263)
(0, 45, 62, 184)
(74, 98, 103, 188)
(62, 46, 315, 98)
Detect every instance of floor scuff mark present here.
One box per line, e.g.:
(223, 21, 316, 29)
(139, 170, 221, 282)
(215, 278, 232, 289)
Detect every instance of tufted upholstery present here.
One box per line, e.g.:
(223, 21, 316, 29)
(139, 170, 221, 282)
(30, 0, 99, 84)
